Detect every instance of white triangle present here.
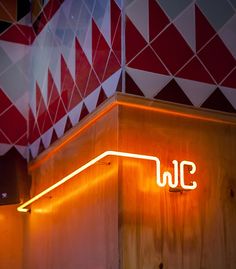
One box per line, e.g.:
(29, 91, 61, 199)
(68, 101, 83, 126)
(220, 86, 236, 110)
(175, 78, 216, 107)
(84, 86, 101, 112)
(0, 144, 12, 156)
(174, 4, 196, 52)
(41, 127, 53, 149)
(126, 0, 149, 41)
(54, 115, 67, 138)
(83, 20, 92, 64)
(29, 138, 40, 159)
(126, 67, 172, 98)
(219, 15, 236, 59)
(0, 41, 30, 63)
(102, 69, 121, 97)
(100, 1, 111, 46)
(14, 145, 27, 159)
(66, 41, 76, 81)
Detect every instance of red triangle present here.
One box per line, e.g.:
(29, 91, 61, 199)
(61, 55, 75, 110)
(85, 68, 100, 97)
(96, 88, 107, 107)
(126, 16, 148, 63)
(0, 89, 12, 114)
(195, 5, 216, 51)
(111, 0, 121, 64)
(37, 110, 53, 134)
(0, 105, 27, 143)
(79, 103, 89, 121)
(75, 38, 91, 97)
(149, 0, 169, 41)
(221, 69, 236, 88)
(68, 86, 83, 110)
(176, 56, 214, 83)
(48, 69, 59, 105)
(92, 20, 111, 81)
(54, 99, 66, 123)
(103, 51, 120, 81)
(111, 0, 121, 41)
(128, 45, 169, 74)
(36, 82, 46, 116)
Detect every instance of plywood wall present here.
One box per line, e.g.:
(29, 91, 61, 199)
(118, 103, 236, 269)
(24, 106, 120, 269)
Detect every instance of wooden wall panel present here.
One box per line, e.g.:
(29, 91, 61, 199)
(118, 103, 236, 269)
(0, 205, 24, 269)
(25, 107, 119, 269)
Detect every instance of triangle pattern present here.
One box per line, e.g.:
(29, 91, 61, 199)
(61, 55, 75, 110)
(38, 139, 46, 155)
(195, 5, 216, 51)
(151, 24, 194, 75)
(0, 144, 12, 156)
(102, 69, 122, 97)
(92, 20, 111, 81)
(54, 116, 67, 138)
(126, 0, 149, 41)
(96, 88, 108, 107)
(149, 0, 169, 41)
(68, 86, 83, 111)
(41, 128, 53, 149)
(126, 67, 171, 98)
(154, 79, 193, 105)
(220, 86, 236, 110)
(126, 16, 148, 63)
(50, 128, 58, 145)
(54, 98, 67, 123)
(221, 68, 236, 89)
(64, 116, 73, 133)
(175, 78, 216, 106)
(128, 45, 169, 74)
(29, 138, 41, 159)
(84, 87, 101, 112)
(176, 56, 214, 84)
(79, 103, 89, 121)
(201, 88, 235, 113)
(68, 102, 83, 126)
(103, 50, 121, 81)
(0, 89, 12, 114)
(125, 72, 144, 96)
(111, 0, 121, 63)
(85, 68, 100, 97)
(174, 4, 196, 52)
(0, 130, 10, 144)
(75, 38, 92, 97)
(48, 70, 60, 123)
(36, 82, 46, 116)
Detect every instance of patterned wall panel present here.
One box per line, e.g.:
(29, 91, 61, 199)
(28, 0, 122, 159)
(125, 0, 236, 112)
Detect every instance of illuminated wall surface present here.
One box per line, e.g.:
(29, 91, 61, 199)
(0, 0, 236, 159)
(1, 94, 236, 269)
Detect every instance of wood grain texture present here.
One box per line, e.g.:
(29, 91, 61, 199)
(25, 94, 236, 269)
(118, 102, 236, 269)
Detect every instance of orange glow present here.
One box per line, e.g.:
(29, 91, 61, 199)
(17, 151, 198, 212)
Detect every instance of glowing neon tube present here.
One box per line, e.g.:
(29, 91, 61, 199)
(17, 151, 197, 212)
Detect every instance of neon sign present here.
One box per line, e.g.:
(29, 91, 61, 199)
(17, 151, 197, 212)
